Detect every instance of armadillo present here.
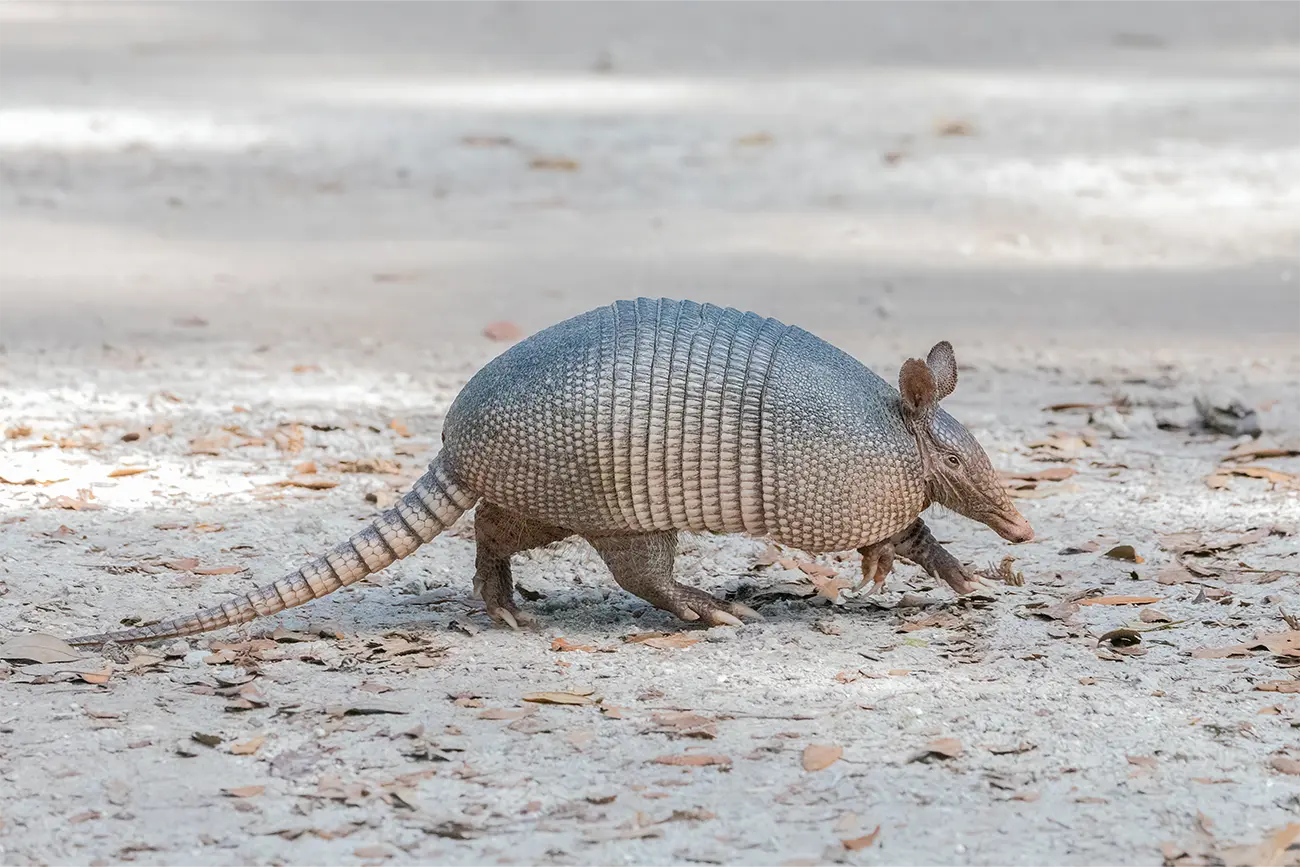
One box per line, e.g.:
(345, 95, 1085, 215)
(68, 298, 1032, 646)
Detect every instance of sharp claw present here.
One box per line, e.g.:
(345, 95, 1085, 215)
(707, 610, 744, 627)
(514, 610, 537, 627)
(491, 607, 520, 630)
(679, 608, 701, 622)
(730, 603, 764, 621)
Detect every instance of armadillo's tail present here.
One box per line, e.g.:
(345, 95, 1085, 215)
(67, 456, 479, 648)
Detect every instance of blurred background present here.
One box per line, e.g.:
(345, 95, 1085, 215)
(1, 1, 1297, 361)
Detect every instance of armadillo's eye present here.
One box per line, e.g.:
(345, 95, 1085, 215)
(945, 454, 961, 468)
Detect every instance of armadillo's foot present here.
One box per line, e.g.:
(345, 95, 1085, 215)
(856, 541, 895, 594)
(891, 518, 980, 595)
(586, 532, 761, 627)
(660, 584, 765, 627)
(487, 605, 536, 630)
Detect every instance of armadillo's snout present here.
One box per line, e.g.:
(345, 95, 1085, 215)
(988, 509, 1035, 543)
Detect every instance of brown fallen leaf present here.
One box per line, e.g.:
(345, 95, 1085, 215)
(922, 737, 963, 759)
(802, 743, 843, 772)
(1217, 823, 1300, 867)
(1103, 545, 1144, 563)
(46, 494, 102, 511)
(529, 156, 580, 171)
(194, 565, 245, 576)
(274, 476, 338, 490)
(1256, 680, 1300, 694)
(0, 634, 82, 664)
(189, 433, 231, 455)
(223, 785, 265, 798)
(388, 419, 411, 438)
(841, 826, 881, 851)
(338, 458, 402, 475)
(353, 845, 392, 860)
(625, 632, 700, 650)
(735, 131, 774, 147)
(478, 707, 536, 721)
(650, 753, 731, 768)
(936, 119, 976, 136)
(522, 689, 598, 706)
(651, 711, 718, 740)
(1194, 631, 1300, 660)
(1128, 755, 1158, 770)
(4, 424, 32, 439)
(551, 637, 596, 653)
(231, 736, 265, 756)
(1140, 608, 1173, 623)
(1207, 465, 1297, 490)
(1270, 756, 1300, 776)
(107, 467, 153, 479)
(1077, 596, 1161, 606)
(483, 321, 523, 342)
(0, 475, 69, 486)
(1225, 439, 1300, 463)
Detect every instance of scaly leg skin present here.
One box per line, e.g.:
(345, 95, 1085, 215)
(856, 540, 895, 594)
(891, 518, 980, 594)
(586, 532, 763, 627)
(473, 502, 571, 629)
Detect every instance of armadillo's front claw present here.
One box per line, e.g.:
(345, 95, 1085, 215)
(705, 609, 744, 628)
(679, 608, 702, 622)
(729, 602, 764, 622)
(487, 606, 537, 629)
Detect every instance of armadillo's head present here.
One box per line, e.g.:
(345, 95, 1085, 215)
(898, 342, 1034, 544)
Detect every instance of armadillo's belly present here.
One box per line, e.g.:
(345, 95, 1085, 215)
(444, 298, 923, 551)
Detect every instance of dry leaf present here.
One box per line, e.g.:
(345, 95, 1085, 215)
(551, 637, 596, 653)
(650, 753, 731, 768)
(522, 690, 597, 706)
(338, 458, 402, 475)
(231, 736, 265, 756)
(1194, 631, 1300, 660)
(1257, 680, 1300, 694)
(801, 744, 843, 772)
(735, 131, 774, 147)
(923, 737, 963, 759)
(1140, 608, 1172, 623)
(194, 565, 244, 576)
(274, 476, 338, 490)
(1270, 756, 1300, 776)
(0, 475, 68, 486)
(0, 634, 82, 664)
(1103, 545, 1145, 563)
(483, 321, 523, 342)
(47, 494, 102, 511)
(1077, 596, 1161, 606)
(353, 845, 392, 860)
(1207, 465, 1297, 490)
(388, 419, 411, 438)
(625, 632, 700, 650)
(1225, 439, 1300, 463)
(107, 467, 151, 478)
(651, 712, 718, 740)
(292, 461, 317, 475)
(841, 826, 881, 851)
(936, 119, 976, 136)
(1127, 755, 1158, 770)
(223, 785, 264, 798)
(478, 707, 535, 721)
(529, 156, 580, 171)
(189, 433, 231, 455)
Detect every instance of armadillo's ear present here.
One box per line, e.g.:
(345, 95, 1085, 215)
(899, 358, 937, 422)
(926, 341, 957, 401)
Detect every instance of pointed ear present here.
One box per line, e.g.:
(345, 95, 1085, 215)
(899, 358, 937, 421)
(926, 340, 957, 401)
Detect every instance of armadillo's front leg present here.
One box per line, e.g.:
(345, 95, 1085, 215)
(891, 518, 980, 594)
(473, 502, 570, 628)
(586, 532, 762, 627)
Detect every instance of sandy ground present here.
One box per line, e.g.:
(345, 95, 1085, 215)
(2, 3, 1300, 865)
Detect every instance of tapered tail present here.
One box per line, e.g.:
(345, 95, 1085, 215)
(68, 456, 478, 648)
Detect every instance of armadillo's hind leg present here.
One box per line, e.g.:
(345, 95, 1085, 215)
(586, 532, 762, 627)
(474, 503, 570, 629)
(892, 518, 979, 594)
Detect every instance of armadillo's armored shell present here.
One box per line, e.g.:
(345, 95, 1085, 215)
(444, 298, 927, 552)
